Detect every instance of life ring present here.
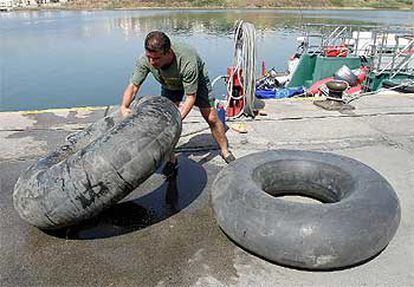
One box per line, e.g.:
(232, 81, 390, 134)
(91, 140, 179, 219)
(13, 96, 182, 229)
(212, 150, 400, 270)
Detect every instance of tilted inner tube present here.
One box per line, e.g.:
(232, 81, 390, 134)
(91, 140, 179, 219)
(13, 96, 182, 229)
(212, 150, 401, 270)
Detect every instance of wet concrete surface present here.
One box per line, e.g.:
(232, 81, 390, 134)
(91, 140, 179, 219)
(1, 156, 236, 287)
(1, 93, 414, 286)
(44, 156, 209, 240)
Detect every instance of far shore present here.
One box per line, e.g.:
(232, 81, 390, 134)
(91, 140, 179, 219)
(10, 5, 414, 12)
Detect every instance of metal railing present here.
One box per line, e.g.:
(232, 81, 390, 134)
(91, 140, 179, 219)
(373, 34, 414, 78)
(300, 23, 414, 77)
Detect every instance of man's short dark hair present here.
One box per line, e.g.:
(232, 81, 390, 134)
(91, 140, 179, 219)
(144, 31, 171, 54)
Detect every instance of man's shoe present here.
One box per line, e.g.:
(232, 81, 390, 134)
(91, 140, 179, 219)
(221, 151, 236, 164)
(162, 161, 178, 177)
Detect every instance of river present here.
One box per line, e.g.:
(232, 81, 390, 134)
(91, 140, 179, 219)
(1, 9, 413, 111)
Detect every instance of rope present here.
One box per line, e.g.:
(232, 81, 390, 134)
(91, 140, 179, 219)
(226, 20, 257, 119)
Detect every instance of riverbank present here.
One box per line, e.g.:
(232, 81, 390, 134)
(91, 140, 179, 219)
(12, 6, 414, 12)
(63, 0, 414, 10)
(9, 0, 414, 11)
(13, 7, 414, 13)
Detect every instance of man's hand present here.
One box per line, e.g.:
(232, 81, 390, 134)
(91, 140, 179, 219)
(120, 105, 132, 118)
(120, 83, 139, 118)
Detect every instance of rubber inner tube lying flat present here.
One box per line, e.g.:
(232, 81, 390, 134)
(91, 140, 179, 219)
(13, 96, 182, 229)
(212, 150, 401, 270)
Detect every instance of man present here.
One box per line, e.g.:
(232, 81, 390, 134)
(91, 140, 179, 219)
(120, 31, 235, 174)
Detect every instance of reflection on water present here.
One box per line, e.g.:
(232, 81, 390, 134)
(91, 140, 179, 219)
(44, 156, 206, 239)
(109, 9, 414, 39)
(110, 10, 381, 40)
(111, 11, 296, 39)
(1, 9, 413, 112)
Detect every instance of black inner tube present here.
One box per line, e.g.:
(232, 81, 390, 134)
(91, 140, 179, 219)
(13, 96, 182, 229)
(212, 150, 401, 270)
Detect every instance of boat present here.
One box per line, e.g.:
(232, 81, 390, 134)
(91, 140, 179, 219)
(256, 23, 414, 101)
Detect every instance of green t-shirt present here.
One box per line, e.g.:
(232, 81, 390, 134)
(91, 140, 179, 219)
(130, 42, 212, 97)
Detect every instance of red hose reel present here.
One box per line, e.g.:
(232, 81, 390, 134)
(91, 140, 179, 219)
(225, 67, 245, 118)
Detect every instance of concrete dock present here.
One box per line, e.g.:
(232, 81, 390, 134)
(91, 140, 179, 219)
(1, 92, 414, 286)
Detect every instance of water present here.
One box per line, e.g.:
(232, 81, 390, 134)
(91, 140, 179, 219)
(1, 9, 413, 112)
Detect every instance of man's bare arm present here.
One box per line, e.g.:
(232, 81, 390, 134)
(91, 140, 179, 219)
(120, 83, 139, 117)
(179, 93, 196, 120)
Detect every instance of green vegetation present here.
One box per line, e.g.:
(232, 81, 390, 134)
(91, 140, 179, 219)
(366, 0, 414, 8)
(65, 0, 414, 9)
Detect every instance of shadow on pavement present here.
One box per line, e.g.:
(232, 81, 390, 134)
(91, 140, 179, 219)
(176, 132, 221, 165)
(44, 156, 207, 240)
